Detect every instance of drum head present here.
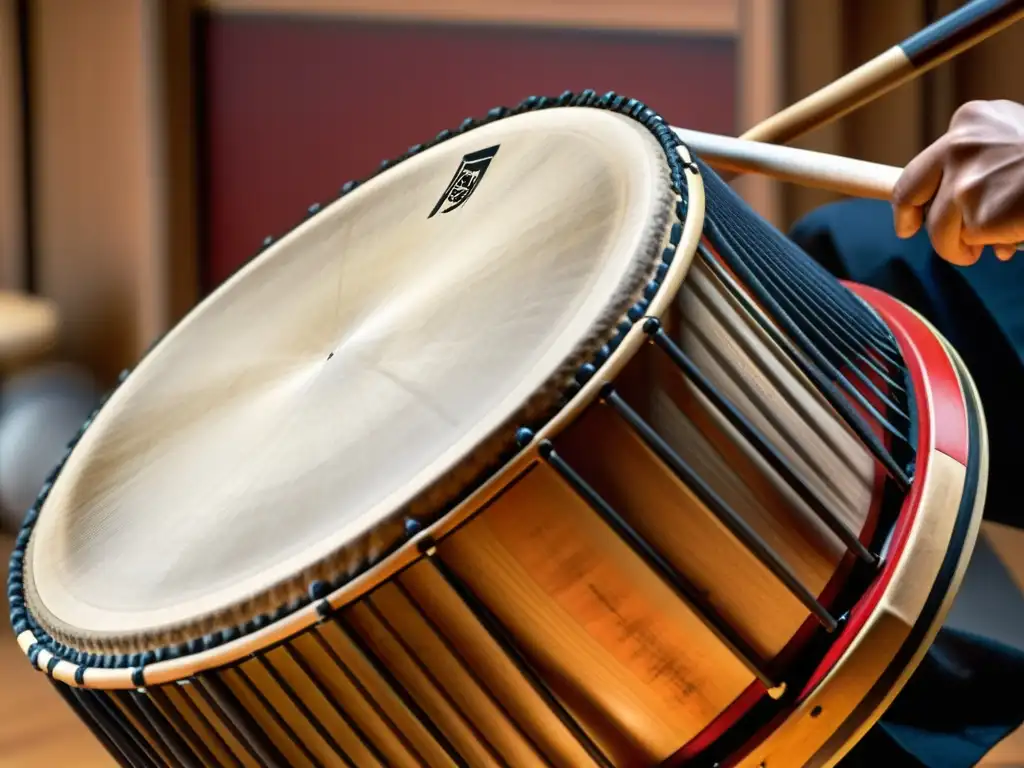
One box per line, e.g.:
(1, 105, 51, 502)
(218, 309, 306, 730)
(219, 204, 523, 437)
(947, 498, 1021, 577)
(24, 106, 683, 652)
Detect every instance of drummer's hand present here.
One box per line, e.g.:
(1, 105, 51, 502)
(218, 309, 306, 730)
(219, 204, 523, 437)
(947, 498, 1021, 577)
(892, 99, 1024, 265)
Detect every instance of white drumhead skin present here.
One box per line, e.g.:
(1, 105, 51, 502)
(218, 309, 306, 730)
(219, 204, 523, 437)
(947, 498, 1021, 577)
(26, 107, 677, 650)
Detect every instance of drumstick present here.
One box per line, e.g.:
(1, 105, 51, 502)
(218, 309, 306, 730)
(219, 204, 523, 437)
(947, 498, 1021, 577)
(674, 128, 900, 200)
(674, 127, 1024, 251)
(740, 0, 1024, 145)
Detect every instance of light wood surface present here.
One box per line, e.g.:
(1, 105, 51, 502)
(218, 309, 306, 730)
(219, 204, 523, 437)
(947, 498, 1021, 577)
(985, 521, 1024, 593)
(0, 291, 58, 368)
(737, 0, 1024, 230)
(978, 526, 1024, 766)
(28, 0, 171, 383)
(733, 0, 783, 228)
(739, 1, 1024, 147)
(198, 0, 739, 33)
(740, 47, 912, 148)
(7, 523, 1022, 766)
(0, 535, 112, 767)
(733, 294, 984, 766)
(0, 0, 24, 292)
(673, 126, 1024, 252)
(673, 127, 902, 201)
(671, 128, 1024, 253)
(749, 452, 971, 767)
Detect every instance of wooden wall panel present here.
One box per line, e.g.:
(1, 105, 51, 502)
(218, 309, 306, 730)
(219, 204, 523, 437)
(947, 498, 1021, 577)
(842, 0, 927, 169)
(201, 0, 739, 34)
(954, 9, 1024, 107)
(735, 0, 782, 226)
(0, 536, 112, 767)
(0, 0, 24, 291)
(782, 0, 927, 228)
(198, 14, 738, 289)
(159, 0, 201, 327)
(780, 0, 843, 226)
(29, 0, 170, 383)
(781, 0, 1024, 230)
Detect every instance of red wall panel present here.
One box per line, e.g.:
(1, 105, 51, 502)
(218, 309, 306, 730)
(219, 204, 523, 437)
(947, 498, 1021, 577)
(198, 14, 737, 289)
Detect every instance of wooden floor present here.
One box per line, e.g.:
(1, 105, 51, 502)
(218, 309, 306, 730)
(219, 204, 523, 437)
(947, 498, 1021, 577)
(977, 522, 1024, 766)
(0, 532, 110, 767)
(2, 524, 1023, 767)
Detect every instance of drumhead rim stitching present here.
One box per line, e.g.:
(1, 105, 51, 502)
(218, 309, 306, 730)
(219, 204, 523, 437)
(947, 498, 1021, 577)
(15, 167, 705, 692)
(24, 107, 673, 651)
(10, 90, 698, 669)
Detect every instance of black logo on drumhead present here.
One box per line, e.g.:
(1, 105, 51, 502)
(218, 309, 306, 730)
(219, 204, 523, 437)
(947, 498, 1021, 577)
(428, 145, 500, 218)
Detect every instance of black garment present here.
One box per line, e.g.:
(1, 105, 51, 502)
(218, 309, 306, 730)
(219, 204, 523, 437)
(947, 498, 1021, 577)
(790, 198, 1024, 767)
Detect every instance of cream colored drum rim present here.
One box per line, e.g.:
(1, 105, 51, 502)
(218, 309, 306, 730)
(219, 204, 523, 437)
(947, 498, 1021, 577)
(11, 92, 706, 683)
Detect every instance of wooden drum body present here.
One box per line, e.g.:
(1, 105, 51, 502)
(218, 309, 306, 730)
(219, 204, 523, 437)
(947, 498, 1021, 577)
(7, 92, 986, 768)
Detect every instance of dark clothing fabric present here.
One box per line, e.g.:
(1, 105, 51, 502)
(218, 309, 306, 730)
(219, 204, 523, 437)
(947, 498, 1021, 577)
(840, 628, 1024, 767)
(789, 198, 1024, 767)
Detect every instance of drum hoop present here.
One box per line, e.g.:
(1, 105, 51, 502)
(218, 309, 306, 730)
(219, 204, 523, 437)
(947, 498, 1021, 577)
(9, 90, 707, 684)
(669, 289, 982, 764)
(704, 290, 984, 767)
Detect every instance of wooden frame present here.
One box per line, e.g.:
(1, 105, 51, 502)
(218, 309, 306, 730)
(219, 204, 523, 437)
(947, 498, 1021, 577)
(24, 0, 198, 383)
(199, 0, 740, 34)
(0, 0, 25, 291)
(736, 0, 782, 226)
(26, 0, 167, 381)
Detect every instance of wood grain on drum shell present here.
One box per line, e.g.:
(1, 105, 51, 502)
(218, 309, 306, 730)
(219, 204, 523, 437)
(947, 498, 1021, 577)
(6, 93, 986, 767)
(717, 286, 983, 768)
(651, 248, 888, 763)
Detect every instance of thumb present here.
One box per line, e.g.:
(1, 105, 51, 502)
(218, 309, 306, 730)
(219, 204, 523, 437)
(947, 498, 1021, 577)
(892, 137, 947, 239)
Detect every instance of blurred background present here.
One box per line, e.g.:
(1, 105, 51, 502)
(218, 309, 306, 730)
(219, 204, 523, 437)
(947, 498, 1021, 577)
(2, 1, 1024, 765)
